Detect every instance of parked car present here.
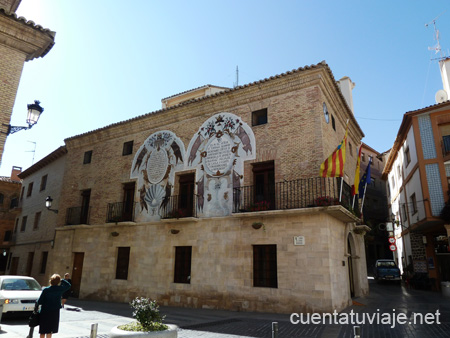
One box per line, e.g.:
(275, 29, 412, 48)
(0, 276, 42, 314)
(373, 259, 401, 283)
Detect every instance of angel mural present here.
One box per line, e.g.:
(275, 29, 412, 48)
(186, 113, 255, 217)
(130, 130, 185, 222)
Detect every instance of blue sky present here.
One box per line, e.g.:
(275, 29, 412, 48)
(1, 0, 450, 176)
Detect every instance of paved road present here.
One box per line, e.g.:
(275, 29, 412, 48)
(0, 279, 449, 338)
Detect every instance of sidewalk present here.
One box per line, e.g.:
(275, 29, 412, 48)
(0, 279, 449, 337)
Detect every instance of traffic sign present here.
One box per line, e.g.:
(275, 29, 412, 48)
(388, 237, 396, 244)
(389, 244, 397, 252)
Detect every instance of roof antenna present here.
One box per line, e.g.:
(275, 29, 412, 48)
(26, 141, 36, 164)
(233, 65, 239, 88)
(425, 11, 447, 60)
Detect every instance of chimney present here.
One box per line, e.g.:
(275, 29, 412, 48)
(10, 166, 22, 182)
(338, 77, 355, 114)
(439, 57, 450, 95)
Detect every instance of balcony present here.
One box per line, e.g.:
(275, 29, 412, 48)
(106, 202, 137, 223)
(65, 206, 91, 225)
(161, 195, 198, 219)
(233, 177, 358, 214)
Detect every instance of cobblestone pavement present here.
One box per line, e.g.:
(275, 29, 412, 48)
(1, 279, 449, 338)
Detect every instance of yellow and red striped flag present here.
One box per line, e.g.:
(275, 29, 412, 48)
(319, 127, 348, 177)
(352, 144, 362, 195)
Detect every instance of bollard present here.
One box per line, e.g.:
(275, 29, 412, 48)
(272, 322, 278, 338)
(353, 325, 361, 338)
(90, 323, 98, 338)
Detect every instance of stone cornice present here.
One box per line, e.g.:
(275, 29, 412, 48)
(0, 8, 55, 61)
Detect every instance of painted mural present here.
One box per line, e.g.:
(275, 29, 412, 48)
(186, 113, 256, 217)
(130, 130, 185, 222)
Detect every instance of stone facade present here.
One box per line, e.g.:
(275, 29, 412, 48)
(13, 62, 368, 313)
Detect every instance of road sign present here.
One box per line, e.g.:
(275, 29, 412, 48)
(388, 237, 396, 244)
(389, 244, 397, 252)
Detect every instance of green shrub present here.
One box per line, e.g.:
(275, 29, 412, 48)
(120, 297, 168, 332)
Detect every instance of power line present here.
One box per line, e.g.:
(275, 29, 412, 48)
(355, 116, 401, 121)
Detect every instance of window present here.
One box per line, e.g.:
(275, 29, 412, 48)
(331, 115, 336, 131)
(40, 252, 48, 274)
(252, 108, 268, 126)
(40, 175, 48, 191)
(411, 193, 418, 215)
(4, 231, 11, 242)
(391, 176, 395, 189)
(369, 155, 373, 164)
(33, 212, 41, 230)
(13, 218, 18, 233)
(20, 187, 24, 201)
(253, 244, 277, 288)
(115, 247, 130, 280)
(26, 182, 33, 197)
(349, 143, 353, 156)
(252, 161, 275, 209)
(404, 146, 411, 166)
(0, 193, 3, 205)
(402, 204, 407, 223)
(20, 216, 27, 232)
(174, 246, 192, 284)
(83, 150, 93, 164)
(122, 141, 134, 156)
(10, 197, 18, 209)
(397, 165, 402, 179)
(361, 152, 366, 162)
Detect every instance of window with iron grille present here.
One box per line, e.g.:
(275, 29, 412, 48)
(411, 193, 418, 215)
(115, 247, 130, 280)
(122, 141, 134, 156)
(174, 246, 192, 284)
(404, 146, 411, 166)
(3, 230, 11, 242)
(253, 244, 277, 288)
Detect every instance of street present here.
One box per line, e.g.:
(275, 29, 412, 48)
(0, 279, 449, 338)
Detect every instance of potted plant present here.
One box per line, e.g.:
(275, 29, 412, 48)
(110, 297, 177, 338)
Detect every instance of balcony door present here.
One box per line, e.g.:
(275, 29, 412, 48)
(80, 189, 91, 224)
(252, 161, 275, 209)
(122, 182, 135, 221)
(178, 173, 195, 217)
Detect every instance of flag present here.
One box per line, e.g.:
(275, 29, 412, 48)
(319, 127, 348, 177)
(352, 145, 362, 195)
(358, 159, 372, 198)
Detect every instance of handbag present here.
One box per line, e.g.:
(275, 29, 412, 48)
(28, 304, 40, 327)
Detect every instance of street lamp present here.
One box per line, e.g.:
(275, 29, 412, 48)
(2, 100, 44, 135)
(45, 196, 58, 214)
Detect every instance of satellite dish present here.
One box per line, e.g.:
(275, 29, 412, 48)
(435, 89, 448, 103)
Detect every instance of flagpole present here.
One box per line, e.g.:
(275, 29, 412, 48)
(352, 194, 356, 209)
(339, 177, 344, 202)
(360, 182, 367, 214)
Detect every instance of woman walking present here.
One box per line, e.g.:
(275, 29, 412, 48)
(37, 274, 71, 338)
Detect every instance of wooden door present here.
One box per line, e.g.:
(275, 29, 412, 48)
(80, 190, 91, 224)
(71, 253, 84, 298)
(123, 182, 135, 221)
(179, 174, 195, 217)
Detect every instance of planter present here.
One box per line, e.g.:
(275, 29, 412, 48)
(110, 324, 178, 338)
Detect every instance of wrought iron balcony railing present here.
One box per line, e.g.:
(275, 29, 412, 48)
(161, 194, 197, 219)
(106, 202, 137, 223)
(65, 206, 91, 225)
(232, 177, 358, 214)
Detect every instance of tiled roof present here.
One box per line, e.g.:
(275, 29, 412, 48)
(161, 84, 230, 101)
(0, 8, 55, 36)
(0, 176, 21, 184)
(66, 61, 363, 141)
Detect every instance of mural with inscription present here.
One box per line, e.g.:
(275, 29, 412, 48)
(187, 113, 256, 217)
(130, 130, 185, 221)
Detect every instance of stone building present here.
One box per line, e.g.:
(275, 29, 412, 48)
(383, 57, 450, 289)
(11, 61, 368, 313)
(0, 166, 21, 272)
(9, 146, 66, 286)
(0, 0, 55, 162)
